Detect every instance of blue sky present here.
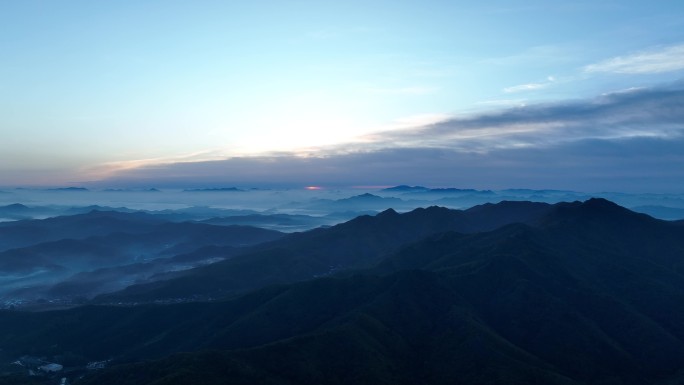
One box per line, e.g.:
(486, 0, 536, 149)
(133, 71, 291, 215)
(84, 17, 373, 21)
(2, 1, 684, 191)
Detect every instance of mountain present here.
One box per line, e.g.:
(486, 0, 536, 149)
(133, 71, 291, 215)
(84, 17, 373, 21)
(41, 245, 243, 299)
(0, 204, 32, 221)
(370, 199, 684, 384)
(398, 187, 495, 197)
(63, 205, 138, 215)
(382, 185, 429, 192)
(199, 213, 333, 232)
(96, 201, 555, 303)
(0, 210, 166, 251)
(0, 209, 283, 251)
(2, 199, 684, 384)
(183, 187, 244, 192)
(291, 193, 409, 212)
(0, 214, 284, 301)
(16, 271, 580, 385)
(0, 203, 30, 213)
(0, 238, 118, 274)
(47, 187, 89, 192)
(0, 203, 66, 222)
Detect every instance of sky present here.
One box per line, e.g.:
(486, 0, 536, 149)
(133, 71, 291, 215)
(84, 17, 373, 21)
(2, 1, 684, 191)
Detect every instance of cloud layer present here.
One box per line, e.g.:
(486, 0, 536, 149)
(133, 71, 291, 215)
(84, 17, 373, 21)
(584, 44, 684, 74)
(100, 85, 684, 192)
(360, 85, 684, 151)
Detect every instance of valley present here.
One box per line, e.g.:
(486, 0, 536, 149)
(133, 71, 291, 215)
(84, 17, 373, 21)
(1, 189, 684, 384)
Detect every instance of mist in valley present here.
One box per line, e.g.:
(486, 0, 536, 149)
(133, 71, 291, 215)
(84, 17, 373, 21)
(1, 186, 684, 310)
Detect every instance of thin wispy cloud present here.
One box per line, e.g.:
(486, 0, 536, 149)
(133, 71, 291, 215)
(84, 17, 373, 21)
(84, 149, 232, 180)
(503, 76, 556, 93)
(503, 82, 547, 93)
(476, 99, 527, 107)
(584, 44, 684, 74)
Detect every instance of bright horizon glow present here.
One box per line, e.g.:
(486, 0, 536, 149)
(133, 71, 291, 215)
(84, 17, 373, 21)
(2, 1, 684, 191)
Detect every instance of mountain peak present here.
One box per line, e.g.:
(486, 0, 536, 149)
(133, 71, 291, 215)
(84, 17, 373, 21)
(544, 198, 652, 227)
(2, 203, 29, 210)
(357, 193, 379, 198)
(578, 197, 632, 215)
(376, 208, 399, 217)
(583, 197, 619, 208)
(382, 185, 428, 192)
(48, 187, 89, 191)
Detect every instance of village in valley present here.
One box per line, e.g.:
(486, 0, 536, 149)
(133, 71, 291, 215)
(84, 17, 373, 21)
(1, 355, 110, 384)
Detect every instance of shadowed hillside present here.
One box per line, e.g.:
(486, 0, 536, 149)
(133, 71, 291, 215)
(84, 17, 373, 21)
(96, 201, 555, 303)
(1, 199, 684, 384)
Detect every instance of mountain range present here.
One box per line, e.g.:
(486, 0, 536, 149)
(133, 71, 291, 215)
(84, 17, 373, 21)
(1, 199, 684, 384)
(0, 211, 284, 302)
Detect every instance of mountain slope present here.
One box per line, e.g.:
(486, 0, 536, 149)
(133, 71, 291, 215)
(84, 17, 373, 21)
(374, 199, 684, 383)
(80, 199, 684, 384)
(0, 217, 284, 301)
(97, 201, 555, 302)
(2, 199, 684, 384)
(0, 210, 166, 251)
(76, 271, 580, 385)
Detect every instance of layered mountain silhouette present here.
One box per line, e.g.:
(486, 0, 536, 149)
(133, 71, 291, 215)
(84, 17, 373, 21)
(0, 211, 284, 300)
(96, 201, 554, 303)
(0, 210, 166, 251)
(1, 199, 684, 384)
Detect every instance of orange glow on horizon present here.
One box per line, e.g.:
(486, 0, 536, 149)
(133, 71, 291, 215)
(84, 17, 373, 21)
(305, 186, 323, 190)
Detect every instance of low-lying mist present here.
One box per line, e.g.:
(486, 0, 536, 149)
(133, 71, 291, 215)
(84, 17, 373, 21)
(1, 186, 683, 309)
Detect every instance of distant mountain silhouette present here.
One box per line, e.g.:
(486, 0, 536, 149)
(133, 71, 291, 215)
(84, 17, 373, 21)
(183, 187, 244, 192)
(47, 187, 89, 191)
(0, 212, 284, 300)
(382, 185, 429, 192)
(0, 203, 66, 221)
(0, 203, 29, 212)
(200, 213, 334, 232)
(0, 204, 32, 220)
(291, 193, 407, 212)
(0, 210, 166, 251)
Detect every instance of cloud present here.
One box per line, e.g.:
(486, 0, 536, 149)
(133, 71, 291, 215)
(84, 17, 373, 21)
(503, 76, 556, 93)
(360, 85, 684, 153)
(97, 85, 684, 192)
(503, 82, 548, 93)
(98, 136, 684, 192)
(584, 44, 684, 74)
(475, 99, 527, 107)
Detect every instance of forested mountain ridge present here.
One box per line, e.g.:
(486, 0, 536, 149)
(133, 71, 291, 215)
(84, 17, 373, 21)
(2, 199, 684, 384)
(96, 201, 556, 303)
